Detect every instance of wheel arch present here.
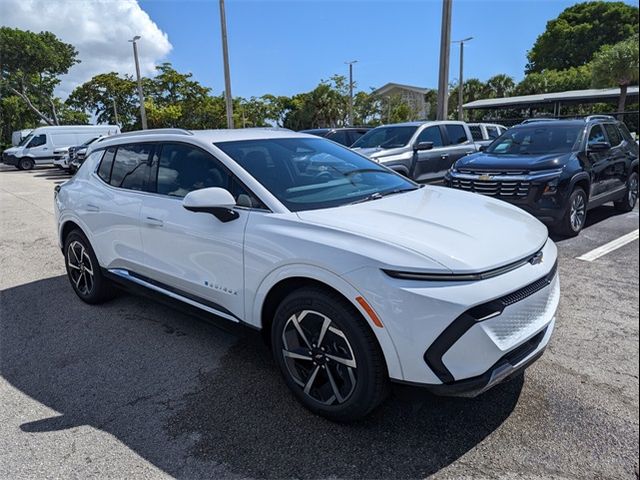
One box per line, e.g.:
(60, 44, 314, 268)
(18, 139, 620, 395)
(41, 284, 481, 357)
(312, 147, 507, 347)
(252, 265, 404, 380)
(569, 171, 591, 198)
(59, 217, 91, 251)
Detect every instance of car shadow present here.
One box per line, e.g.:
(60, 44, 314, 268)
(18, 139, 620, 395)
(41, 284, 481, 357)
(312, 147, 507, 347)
(1, 276, 523, 479)
(550, 204, 635, 242)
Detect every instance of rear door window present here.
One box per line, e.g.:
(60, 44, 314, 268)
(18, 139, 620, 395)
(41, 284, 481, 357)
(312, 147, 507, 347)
(468, 125, 483, 141)
(445, 124, 469, 145)
(603, 124, 623, 146)
(110, 143, 154, 191)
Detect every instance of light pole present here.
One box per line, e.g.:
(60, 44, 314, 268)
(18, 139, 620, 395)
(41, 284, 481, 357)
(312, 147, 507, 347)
(345, 60, 357, 126)
(453, 37, 473, 121)
(436, 0, 453, 120)
(219, 0, 234, 129)
(112, 98, 119, 126)
(129, 36, 147, 130)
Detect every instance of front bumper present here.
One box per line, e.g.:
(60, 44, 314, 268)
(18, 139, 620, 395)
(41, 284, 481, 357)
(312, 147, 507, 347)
(344, 240, 559, 390)
(2, 153, 18, 165)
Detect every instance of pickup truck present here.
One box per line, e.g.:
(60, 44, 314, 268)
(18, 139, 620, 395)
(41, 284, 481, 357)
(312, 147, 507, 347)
(351, 121, 478, 183)
(467, 123, 508, 148)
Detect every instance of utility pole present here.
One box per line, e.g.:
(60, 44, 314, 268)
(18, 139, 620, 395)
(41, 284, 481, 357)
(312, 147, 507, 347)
(219, 0, 234, 129)
(453, 37, 473, 121)
(112, 98, 119, 126)
(129, 36, 147, 129)
(345, 60, 357, 126)
(436, 0, 453, 120)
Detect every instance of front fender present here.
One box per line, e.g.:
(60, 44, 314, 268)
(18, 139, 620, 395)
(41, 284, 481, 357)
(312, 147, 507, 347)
(249, 263, 404, 380)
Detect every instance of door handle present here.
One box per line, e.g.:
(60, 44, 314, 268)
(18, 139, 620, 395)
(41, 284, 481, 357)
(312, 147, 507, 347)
(86, 204, 100, 212)
(441, 154, 450, 159)
(145, 216, 164, 227)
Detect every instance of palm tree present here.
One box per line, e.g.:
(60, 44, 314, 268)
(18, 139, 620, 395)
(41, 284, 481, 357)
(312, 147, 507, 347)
(486, 74, 516, 98)
(591, 35, 639, 119)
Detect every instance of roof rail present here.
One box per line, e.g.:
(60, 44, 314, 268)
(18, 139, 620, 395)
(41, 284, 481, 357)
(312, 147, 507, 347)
(519, 118, 557, 124)
(110, 128, 193, 139)
(584, 115, 615, 122)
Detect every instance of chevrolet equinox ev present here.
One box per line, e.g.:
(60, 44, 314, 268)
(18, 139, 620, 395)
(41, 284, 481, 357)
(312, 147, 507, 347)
(55, 128, 560, 421)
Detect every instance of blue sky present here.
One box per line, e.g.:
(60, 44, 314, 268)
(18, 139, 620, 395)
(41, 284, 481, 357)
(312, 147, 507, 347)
(139, 0, 636, 98)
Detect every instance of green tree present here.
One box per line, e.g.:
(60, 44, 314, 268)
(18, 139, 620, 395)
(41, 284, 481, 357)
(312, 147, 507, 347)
(526, 1, 638, 73)
(0, 96, 40, 149)
(449, 78, 489, 119)
(591, 35, 640, 118)
(486, 74, 516, 98)
(67, 72, 139, 129)
(516, 65, 592, 95)
(0, 27, 79, 125)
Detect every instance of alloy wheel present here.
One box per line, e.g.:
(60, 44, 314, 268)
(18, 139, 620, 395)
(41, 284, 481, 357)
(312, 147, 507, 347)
(629, 175, 639, 207)
(281, 310, 358, 406)
(67, 240, 95, 295)
(570, 193, 586, 232)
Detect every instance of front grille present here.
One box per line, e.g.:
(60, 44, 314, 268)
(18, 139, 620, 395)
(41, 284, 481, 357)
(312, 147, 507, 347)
(450, 177, 531, 197)
(499, 261, 558, 307)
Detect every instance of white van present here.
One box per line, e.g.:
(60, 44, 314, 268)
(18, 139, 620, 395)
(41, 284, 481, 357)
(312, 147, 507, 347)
(2, 125, 120, 170)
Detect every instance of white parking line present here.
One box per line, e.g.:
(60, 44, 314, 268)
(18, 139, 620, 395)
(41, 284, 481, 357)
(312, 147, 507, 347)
(577, 229, 640, 262)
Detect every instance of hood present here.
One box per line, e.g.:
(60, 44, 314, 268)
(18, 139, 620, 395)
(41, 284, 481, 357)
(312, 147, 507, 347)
(3, 146, 20, 154)
(455, 151, 572, 171)
(296, 186, 548, 273)
(352, 146, 408, 160)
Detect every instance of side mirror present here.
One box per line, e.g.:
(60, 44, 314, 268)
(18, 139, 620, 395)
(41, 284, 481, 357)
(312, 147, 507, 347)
(183, 187, 239, 222)
(478, 145, 487, 152)
(588, 141, 611, 152)
(413, 141, 434, 152)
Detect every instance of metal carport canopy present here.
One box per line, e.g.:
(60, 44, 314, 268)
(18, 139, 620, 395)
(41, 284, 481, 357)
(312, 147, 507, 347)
(463, 86, 639, 110)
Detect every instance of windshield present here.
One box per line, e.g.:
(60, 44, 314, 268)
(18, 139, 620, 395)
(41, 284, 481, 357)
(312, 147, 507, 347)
(215, 138, 418, 212)
(18, 134, 33, 147)
(352, 126, 418, 149)
(487, 124, 582, 155)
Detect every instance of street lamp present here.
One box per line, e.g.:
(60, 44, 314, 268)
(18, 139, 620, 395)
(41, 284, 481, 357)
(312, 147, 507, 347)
(129, 35, 148, 130)
(436, 0, 453, 120)
(453, 36, 473, 121)
(219, 0, 234, 129)
(345, 60, 358, 126)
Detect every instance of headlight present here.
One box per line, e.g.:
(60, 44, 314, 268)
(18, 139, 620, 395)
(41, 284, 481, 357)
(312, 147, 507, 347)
(542, 177, 560, 196)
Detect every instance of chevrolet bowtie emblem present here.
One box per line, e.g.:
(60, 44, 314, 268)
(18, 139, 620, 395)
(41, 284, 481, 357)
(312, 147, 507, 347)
(479, 174, 493, 181)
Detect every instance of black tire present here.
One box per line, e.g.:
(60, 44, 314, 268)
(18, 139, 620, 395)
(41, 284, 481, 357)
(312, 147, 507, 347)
(63, 229, 116, 304)
(18, 157, 35, 170)
(556, 187, 588, 237)
(614, 171, 639, 213)
(271, 286, 389, 422)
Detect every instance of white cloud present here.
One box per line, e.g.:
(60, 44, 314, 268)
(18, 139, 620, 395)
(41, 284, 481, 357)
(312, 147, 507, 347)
(1, 0, 172, 98)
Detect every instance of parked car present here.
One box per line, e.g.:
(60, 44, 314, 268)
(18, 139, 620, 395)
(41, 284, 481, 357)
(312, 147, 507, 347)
(2, 125, 120, 170)
(351, 121, 477, 182)
(55, 127, 559, 421)
(68, 136, 107, 173)
(299, 127, 370, 147)
(52, 147, 71, 169)
(468, 123, 508, 148)
(445, 116, 639, 236)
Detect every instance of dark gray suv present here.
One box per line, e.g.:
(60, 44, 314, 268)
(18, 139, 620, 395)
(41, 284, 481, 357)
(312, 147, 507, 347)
(351, 121, 477, 182)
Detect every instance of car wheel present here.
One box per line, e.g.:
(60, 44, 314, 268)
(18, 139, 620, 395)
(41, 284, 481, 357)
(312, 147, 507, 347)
(18, 158, 35, 170)
(557, 187, 588, 237)
(614, 172, 639, 213)
(271, 286, 389, 422)
(64, 230, 116, 304)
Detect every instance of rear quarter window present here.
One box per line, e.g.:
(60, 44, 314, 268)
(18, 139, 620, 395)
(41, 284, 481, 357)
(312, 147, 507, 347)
(97, 147, 116, 182)
(604, 124, 623, 146)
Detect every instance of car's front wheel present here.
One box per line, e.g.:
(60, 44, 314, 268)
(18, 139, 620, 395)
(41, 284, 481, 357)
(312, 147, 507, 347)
(271, 287, 389, 422)
(557, 187, 588, 237)
(64, 230, 116, 304)
(18, 157, 34, 171)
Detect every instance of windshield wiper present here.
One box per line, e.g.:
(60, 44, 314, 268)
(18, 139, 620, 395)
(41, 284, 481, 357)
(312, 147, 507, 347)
(344, 168, 396, 176)
(349, 187, 418, 205)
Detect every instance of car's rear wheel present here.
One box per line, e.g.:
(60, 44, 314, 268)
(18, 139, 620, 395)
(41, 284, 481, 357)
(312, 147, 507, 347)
(64, 230, 116, 304)
(614, 171, 639, 213)
(18, 157, 35, 171)
(557, 187, 587, 237)
(271, 287, 389, 422)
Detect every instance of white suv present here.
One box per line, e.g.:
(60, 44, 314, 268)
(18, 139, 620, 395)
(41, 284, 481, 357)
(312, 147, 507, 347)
(55, 128, 560, 421)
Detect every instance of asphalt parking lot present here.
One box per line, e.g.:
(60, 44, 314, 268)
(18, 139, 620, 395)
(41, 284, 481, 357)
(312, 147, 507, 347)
(0, 165, 638, 480)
